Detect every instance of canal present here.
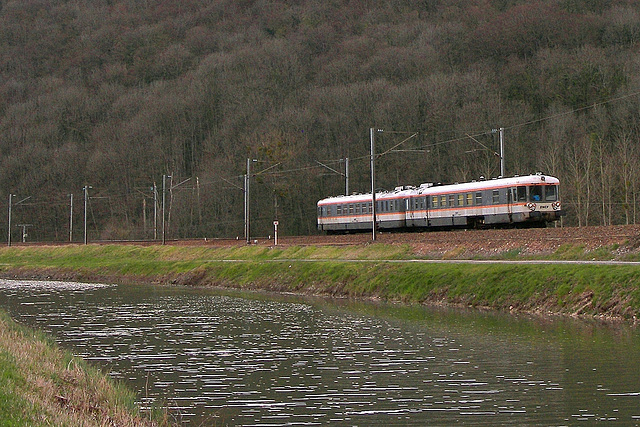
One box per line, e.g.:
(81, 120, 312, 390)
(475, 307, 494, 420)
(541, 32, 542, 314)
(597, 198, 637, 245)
(0, 279, 639, 425)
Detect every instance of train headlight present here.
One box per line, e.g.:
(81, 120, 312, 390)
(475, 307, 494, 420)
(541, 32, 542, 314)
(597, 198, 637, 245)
(526, 202, 536, 211)
(552, 201, 561, 210)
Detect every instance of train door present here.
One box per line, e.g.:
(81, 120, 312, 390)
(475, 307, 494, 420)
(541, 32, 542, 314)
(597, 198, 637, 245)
(508, 187, 515, 220)
(425, 195, 430, 227)
(406, 196, 424, 227)
(422, 196, 428, 227)
(405, 198, 414, 226)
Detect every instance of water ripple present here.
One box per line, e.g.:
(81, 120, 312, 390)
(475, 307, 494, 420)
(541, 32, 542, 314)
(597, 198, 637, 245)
(0, 280, 639, 425)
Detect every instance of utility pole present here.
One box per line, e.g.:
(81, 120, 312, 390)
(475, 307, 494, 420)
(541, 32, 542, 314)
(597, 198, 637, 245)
(492, 127, 505, 177)
(370, 128, 378, 241)
(244, 173, 248, 243)
(69, 194, 73, 242)
(245, 158, 253, 244)
(162, 175, 171, 245)
(345, 157, 350, 195)
(153, 182, 157, 240)
(197, 176, 202, 226)
(142, 197, 147, 236)
(499, 127, 505, 177)
(7, 194, 13, 247)
(83, 185, 91, 245)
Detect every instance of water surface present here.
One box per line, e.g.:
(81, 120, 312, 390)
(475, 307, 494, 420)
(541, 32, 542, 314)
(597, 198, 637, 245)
(0, 279, 639, 425)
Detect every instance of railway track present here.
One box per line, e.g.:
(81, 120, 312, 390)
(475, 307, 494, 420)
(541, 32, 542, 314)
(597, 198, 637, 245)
(10, 224, 640, 257)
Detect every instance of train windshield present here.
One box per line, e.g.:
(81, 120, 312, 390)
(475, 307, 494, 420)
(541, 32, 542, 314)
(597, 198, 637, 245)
(529, 185, 558, 202)
(545, 185, 558, 201)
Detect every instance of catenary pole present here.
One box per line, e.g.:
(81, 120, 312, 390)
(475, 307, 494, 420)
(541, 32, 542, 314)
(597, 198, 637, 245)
(69, 193, 73, 242)
(153, 182, 157, 240)
(162, 175, 170, 245)
(345, 157, 349, 196)
(7, 194, 12, 247)
(83, 186, 91, 245)
(499, 127, 505, 177)
(370, 128, 377, 241)
(245, 158, 250, 244)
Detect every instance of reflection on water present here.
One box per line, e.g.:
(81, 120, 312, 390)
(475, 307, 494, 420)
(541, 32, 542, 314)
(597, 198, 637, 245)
(1, 279, 639, 425)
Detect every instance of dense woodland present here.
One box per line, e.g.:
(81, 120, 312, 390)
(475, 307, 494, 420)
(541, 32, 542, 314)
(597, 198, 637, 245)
(2, 0, 640, 241)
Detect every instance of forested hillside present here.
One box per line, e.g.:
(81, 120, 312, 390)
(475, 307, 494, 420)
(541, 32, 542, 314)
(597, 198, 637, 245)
(2, 0, 640, 240)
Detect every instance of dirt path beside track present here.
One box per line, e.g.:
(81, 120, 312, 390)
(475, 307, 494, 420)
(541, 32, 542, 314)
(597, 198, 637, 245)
(201, 225, 640, 258)
(16, 224, 640, 259)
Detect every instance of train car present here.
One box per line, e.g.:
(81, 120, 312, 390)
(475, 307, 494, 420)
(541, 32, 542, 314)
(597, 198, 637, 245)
(317, 173, 563, 233)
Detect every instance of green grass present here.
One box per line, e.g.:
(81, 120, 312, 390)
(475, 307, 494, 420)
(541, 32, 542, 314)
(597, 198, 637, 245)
(1, 244, 640, 320)
(0, 350, 37, 426)
(0, 310, 169, 426)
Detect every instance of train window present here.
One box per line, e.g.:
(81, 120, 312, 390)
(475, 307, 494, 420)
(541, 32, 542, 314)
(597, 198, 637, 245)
(368, 202, 372, 213)
(385, 201, 390, 212)
(458, 194, 464, 206)
(467, 193, 473, 206)
(545, 185, 558, 201)
(492, 190, 500, 204)
(475, 192, 482, 205)
(530, 185, 543, 202)
(517, 186, 527, 201)
(440, 195, 447, 207)
(432, 196, 438, 208)
(349, 204, 354, 214)
(355, 204, 360, 214)
(336, 205, 341, 215)
(449, 195, 455, 206)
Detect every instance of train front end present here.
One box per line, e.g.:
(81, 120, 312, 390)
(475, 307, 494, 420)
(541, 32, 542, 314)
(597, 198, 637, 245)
(516, 175, 563, 224)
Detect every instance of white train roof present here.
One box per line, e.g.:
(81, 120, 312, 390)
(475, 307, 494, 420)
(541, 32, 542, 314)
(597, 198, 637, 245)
(318, 174, 559, 205)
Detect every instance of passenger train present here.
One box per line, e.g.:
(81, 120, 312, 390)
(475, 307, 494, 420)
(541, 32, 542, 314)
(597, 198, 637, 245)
(317, 173, 563, 232)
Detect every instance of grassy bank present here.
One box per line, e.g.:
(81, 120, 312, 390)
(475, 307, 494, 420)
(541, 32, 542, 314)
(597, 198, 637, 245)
(0, 310, 168, 426)
(0, 244, 639, 321)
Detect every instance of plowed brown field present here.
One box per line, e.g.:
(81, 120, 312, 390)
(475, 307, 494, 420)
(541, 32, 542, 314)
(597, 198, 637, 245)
(186, 224, 640, 258)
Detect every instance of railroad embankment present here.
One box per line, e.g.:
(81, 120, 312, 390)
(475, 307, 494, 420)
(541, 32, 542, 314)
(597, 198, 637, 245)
(1, 236, 640, 322)
(0, 310, 169, 426)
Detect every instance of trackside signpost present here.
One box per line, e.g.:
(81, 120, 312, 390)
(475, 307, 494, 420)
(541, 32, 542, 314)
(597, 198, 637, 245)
(273, 220, 279, 246)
